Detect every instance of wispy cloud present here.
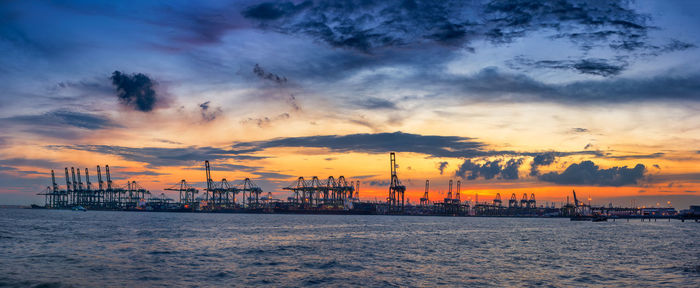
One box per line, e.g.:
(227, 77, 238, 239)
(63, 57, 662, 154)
(47, 145, 265, 168)
(0, 110, 120, 131)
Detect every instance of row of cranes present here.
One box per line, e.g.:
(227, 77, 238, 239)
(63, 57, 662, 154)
(202, 160, 265, 209)
(39, 165, 149, 209)
(504, 193, 537, 209)
(282, 176, 359, 208)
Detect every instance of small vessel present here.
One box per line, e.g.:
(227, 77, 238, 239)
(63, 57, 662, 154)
(71, 206, 87, 212)
(592, 215, 608, 222)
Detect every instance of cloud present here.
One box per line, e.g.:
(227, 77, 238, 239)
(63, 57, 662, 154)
(0, 110, 120, 130)
(354, 97, 397, 110)
(606, 152, 665, 160)
(571, 128, 589, 133)
(47, 145, 265, 168)
(366, 180, 390, 187)
(508, 57, 628, 77)
(241, 113, 290, 128)
(455, 158, 523, 180)
(437, 161, 448, 175)
(437, 67, 700, 103)
(539, 160, 646, 186)
(252, 171, 295, 180)
(529, 152, 556, 176)
(242, 1, 311, 20)
(110, 71, 159, 112)
(234, 131, 486, 158)
(653, 164, 660, 170)
(154, 139, 183, 145)
(199, 101, 222, 122)
(253, 64, 287, 84)
(351, 174, 379, 180)
(232, 131, 603, 159)
(0, 158, 64, 169)
(242, 0, 657, 56)
(118, 170, 169, 176)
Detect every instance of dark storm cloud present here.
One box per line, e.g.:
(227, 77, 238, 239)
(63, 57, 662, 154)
(539, 160, 645, 186)
(253, 64, 288, 84)
(0, 110, 119, 130)
(529, 152, 556, 176)
(47, 145, 265, 168)
(501, 158, 523, 180)
(455, 158, 523, 180)
(438, 161, 448, 175)
(242, 0, 657, 55)
(199, 101, 222, 122)
(110, 71, 159, 112)
(354, 97, 398, 110)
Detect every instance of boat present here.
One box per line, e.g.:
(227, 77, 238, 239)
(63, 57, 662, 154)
(592, 215, 608, 222)
(71, 206, 87, 212)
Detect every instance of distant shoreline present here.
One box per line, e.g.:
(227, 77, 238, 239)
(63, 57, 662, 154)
(0, 205, 29, 209)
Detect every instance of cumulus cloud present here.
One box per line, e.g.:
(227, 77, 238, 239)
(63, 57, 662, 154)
(455, 158, 523, 180)
(539, 160, 646, 186)
(530, 153, 556, 176)
(110, 71, 159, 112)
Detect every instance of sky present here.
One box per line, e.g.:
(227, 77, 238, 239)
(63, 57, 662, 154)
(1, 0, 699, 208)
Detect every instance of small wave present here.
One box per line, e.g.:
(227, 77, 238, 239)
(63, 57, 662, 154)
(211, 271, 229, 278)
(32, 282, 66, 288)
(682, 265, 700, 273)
(148, 250, 177, 255)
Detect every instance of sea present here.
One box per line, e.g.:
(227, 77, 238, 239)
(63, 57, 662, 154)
(0, 208, 698, 287)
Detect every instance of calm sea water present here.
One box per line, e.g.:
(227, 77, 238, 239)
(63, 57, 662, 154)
(0, 209, 698, 287)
